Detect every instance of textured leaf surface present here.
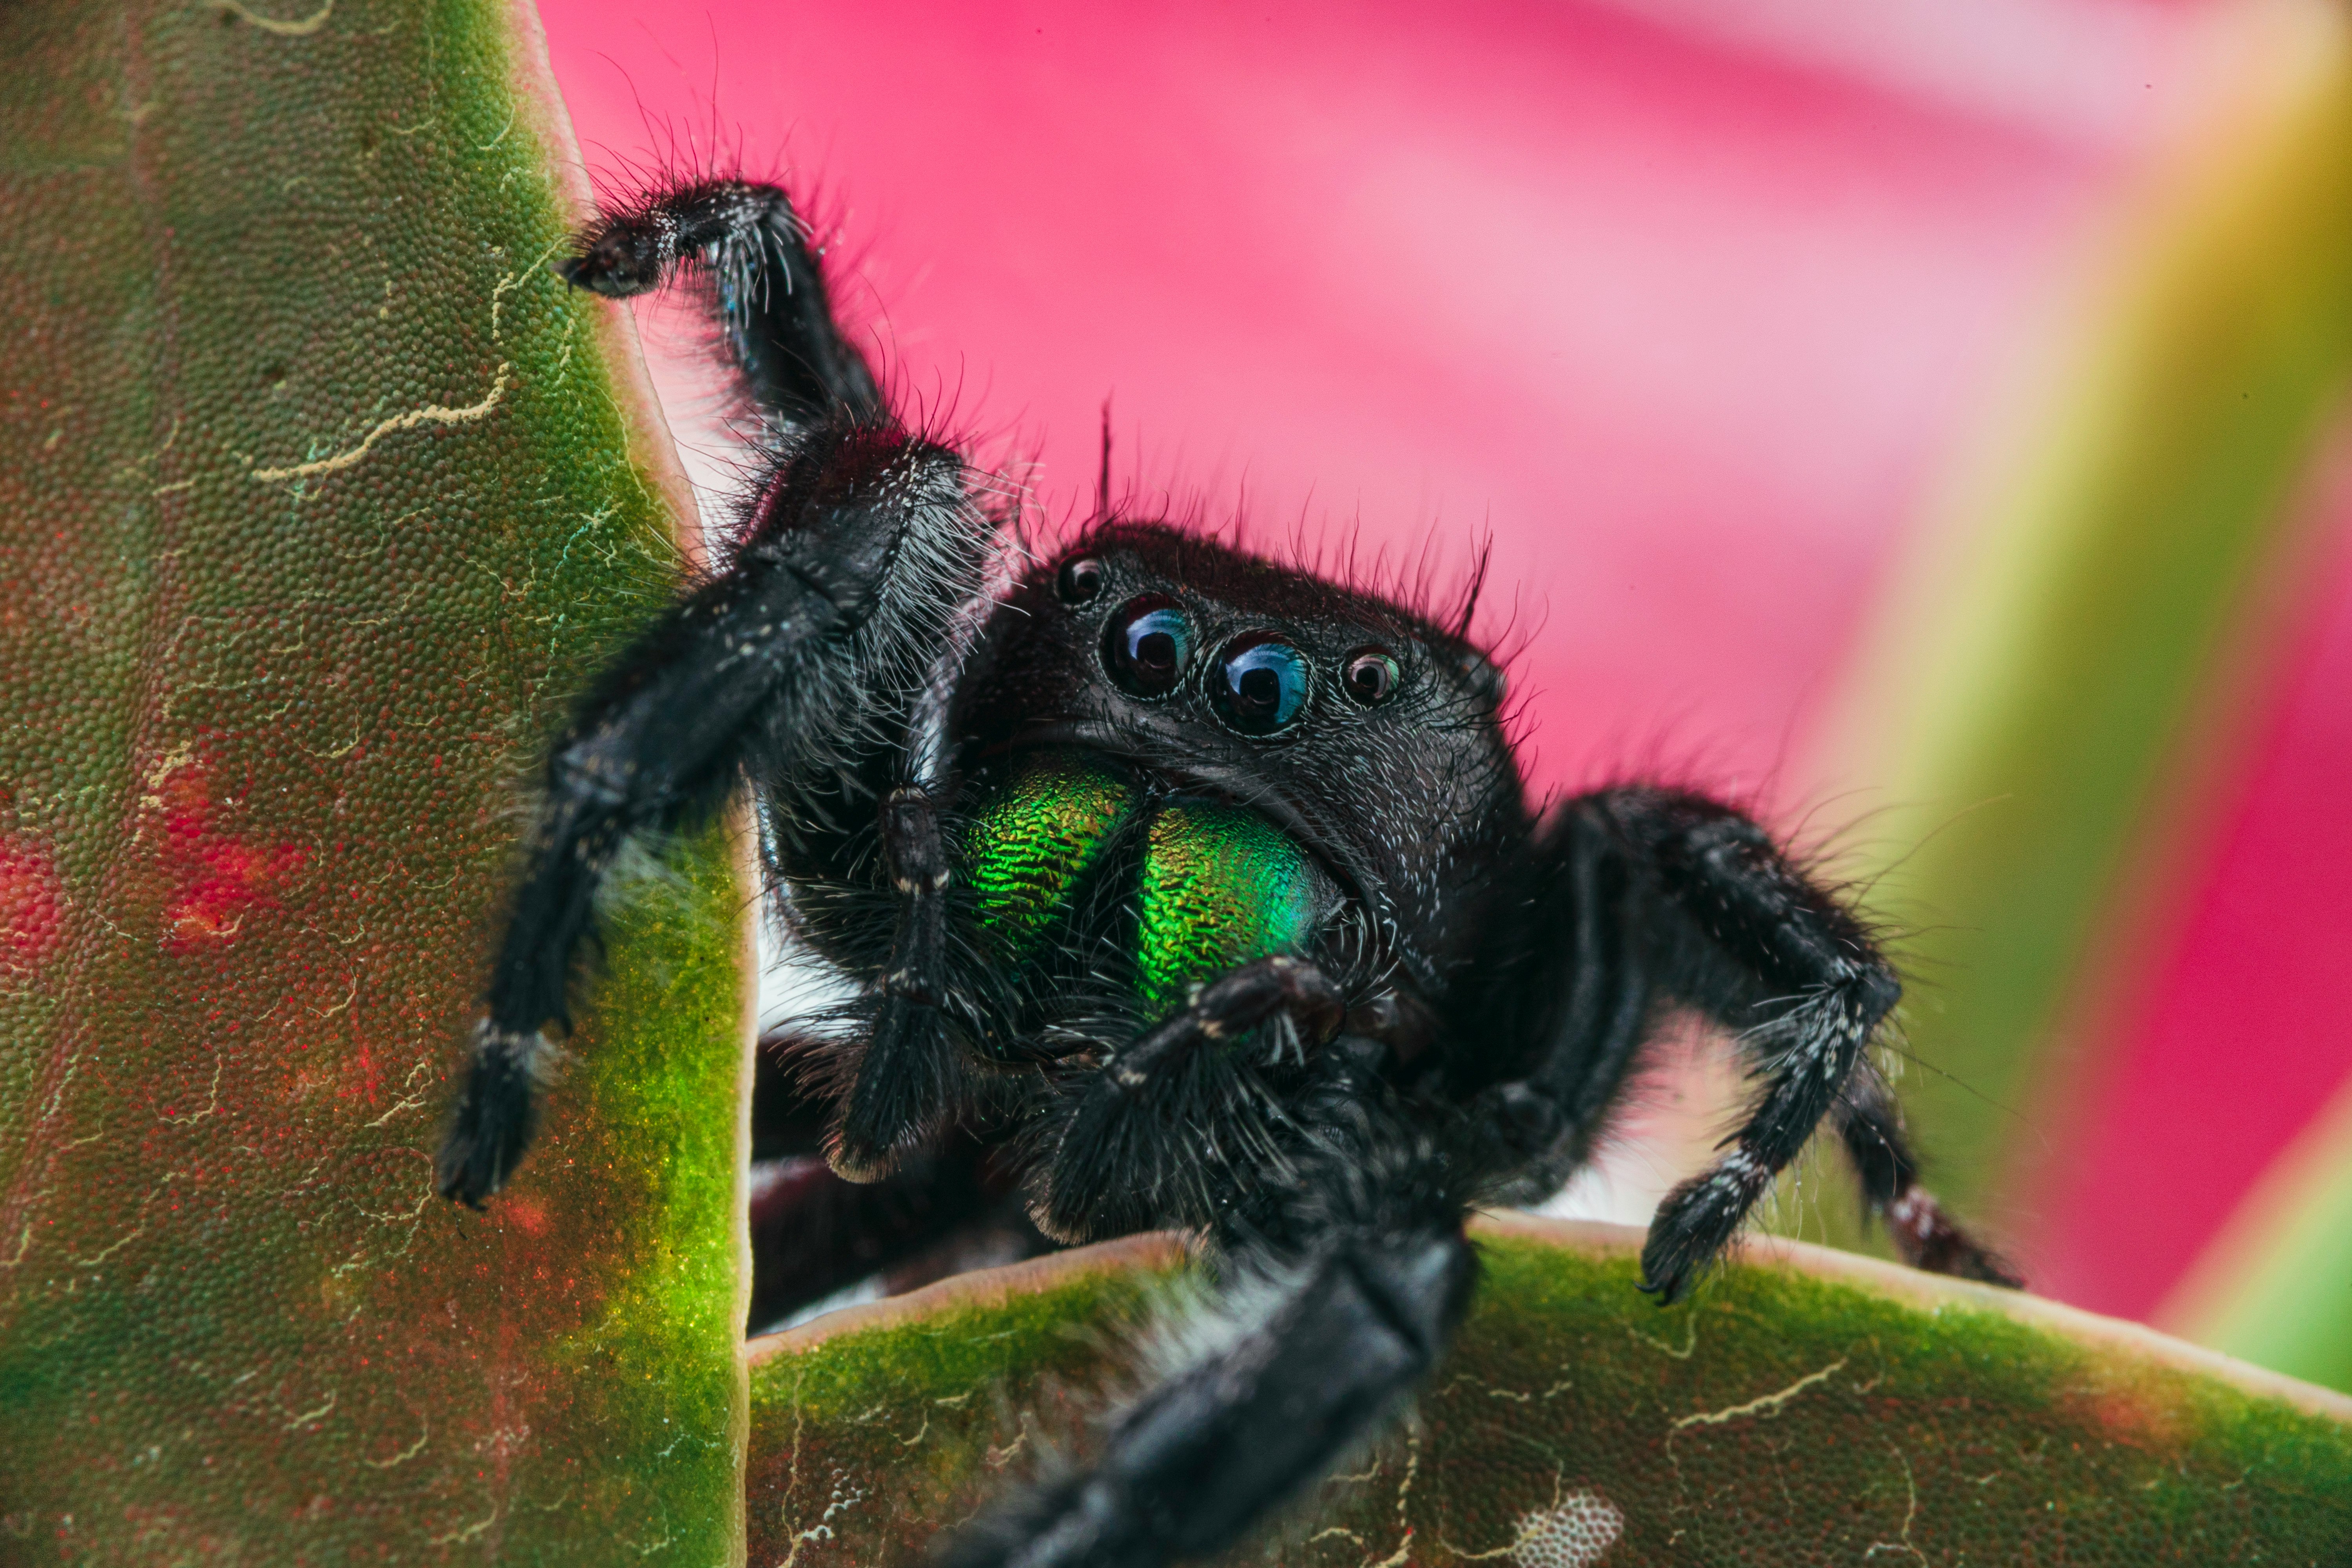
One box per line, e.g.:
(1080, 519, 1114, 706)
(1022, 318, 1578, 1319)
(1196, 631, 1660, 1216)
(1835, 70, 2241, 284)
(0, 1, 748, 1560)
(747, 1218, 2352, 1567)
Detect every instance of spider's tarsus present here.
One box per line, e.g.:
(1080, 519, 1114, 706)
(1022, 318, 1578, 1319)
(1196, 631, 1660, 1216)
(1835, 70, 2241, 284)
(555, 214, 667, 299)
(1639, 1150, 1773, 1305)
(826, 992, 969, 1184)
(434, 1024, 545, 1209)
(1887, 1186, 2027, 1289)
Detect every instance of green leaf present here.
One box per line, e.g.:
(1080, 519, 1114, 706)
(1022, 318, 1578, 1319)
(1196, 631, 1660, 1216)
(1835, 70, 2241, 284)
(0, 1, 750, 1560)
(748, 1220, 2352, 1565)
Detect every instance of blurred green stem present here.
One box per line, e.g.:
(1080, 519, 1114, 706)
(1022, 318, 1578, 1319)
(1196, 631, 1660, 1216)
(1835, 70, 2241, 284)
(1793, 0, 2352, 1288)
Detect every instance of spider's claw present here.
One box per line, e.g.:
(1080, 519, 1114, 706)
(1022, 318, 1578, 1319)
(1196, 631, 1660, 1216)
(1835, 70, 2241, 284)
(1641, 1148, 1773, 1305)
(555, 213, 668, 299)
(434, 1024, 546, 1208)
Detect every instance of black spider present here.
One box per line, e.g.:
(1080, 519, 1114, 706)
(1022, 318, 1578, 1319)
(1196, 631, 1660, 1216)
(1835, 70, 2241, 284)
(435, 176, 2018, 1568)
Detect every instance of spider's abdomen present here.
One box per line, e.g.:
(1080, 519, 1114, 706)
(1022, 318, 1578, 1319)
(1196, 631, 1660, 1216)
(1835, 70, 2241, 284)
(958, 749, 1340, 1017)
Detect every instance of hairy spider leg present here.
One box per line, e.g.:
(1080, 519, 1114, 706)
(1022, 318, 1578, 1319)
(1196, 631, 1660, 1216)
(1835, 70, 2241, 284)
(1456, 797, 1658, 1196)
(1569, 786, 1941, 1301)
(1835, 1066, 2021, 1285)
(945, 1054, 1480, 1568)
(1459, 787, 2012, 1299)
(827, 783, 976, 1179)
(560, 178, 880, 424)
(436, 180, 993, 1206)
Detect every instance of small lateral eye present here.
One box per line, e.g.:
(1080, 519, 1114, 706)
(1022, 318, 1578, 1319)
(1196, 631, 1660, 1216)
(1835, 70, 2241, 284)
(1213, 634, 1311, 735)
(1343, 647, 1401, 706)
(1056, 556, 1105, 604)
(1103, 594, 1192, 698)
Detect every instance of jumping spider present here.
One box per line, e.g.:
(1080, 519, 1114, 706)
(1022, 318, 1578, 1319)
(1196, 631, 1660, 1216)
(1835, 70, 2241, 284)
(436, 176, 2017, 1568)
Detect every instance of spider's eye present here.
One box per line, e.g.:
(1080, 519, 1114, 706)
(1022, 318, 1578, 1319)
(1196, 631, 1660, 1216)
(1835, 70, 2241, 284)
(1342, 647, 1401, 707)
(1212, 634, 1310, 735)
(1103, 595, 1192, 698)
(1057, 556, 1105, 605)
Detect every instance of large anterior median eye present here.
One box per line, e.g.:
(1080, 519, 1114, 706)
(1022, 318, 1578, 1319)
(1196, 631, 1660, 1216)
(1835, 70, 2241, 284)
(1212, 634, 1310, 735)
(1103, 594, 1193, 698)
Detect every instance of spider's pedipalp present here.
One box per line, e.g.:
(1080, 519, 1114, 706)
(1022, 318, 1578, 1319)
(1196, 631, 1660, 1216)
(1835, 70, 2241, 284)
(1033, 955, 1347, 1243)
(825, 784, 978, 1181)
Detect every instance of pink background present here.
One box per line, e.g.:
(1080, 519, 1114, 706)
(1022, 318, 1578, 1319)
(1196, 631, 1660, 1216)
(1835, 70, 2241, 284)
(536, 0, 2352, 1328)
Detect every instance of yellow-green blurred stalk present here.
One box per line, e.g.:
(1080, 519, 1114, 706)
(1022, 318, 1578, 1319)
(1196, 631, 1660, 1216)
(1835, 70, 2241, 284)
(1779, 0, 2352, 1379)
(2160, 1069, 2352, 1392)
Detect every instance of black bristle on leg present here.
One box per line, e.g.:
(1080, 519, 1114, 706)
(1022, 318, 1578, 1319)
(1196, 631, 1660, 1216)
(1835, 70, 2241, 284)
(1640, 1147, 1774, 1305)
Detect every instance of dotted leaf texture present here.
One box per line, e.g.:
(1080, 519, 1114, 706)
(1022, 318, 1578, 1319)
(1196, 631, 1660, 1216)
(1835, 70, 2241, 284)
(748, 1219, 2352, 1568)
(0, 1, 750, 1562)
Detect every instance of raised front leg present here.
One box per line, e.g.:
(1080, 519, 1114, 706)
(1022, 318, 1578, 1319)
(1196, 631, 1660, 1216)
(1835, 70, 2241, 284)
(436, 177, 1000, 1206)
(562, 178, 880, 424)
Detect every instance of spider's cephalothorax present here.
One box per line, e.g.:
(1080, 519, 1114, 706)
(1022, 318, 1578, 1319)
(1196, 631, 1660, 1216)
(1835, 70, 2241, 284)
(436, 176, 2019, 1568)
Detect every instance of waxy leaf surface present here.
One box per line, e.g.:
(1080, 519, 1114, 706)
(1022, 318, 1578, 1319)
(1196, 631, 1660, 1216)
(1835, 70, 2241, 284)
(0, 1, 749, 1560)
(748, 1220, 2352, 1566)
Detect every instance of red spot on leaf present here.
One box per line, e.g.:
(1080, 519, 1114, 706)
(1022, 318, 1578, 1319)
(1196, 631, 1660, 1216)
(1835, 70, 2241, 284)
(0, 836, 63, 969)
(142, 753, 307, 953)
